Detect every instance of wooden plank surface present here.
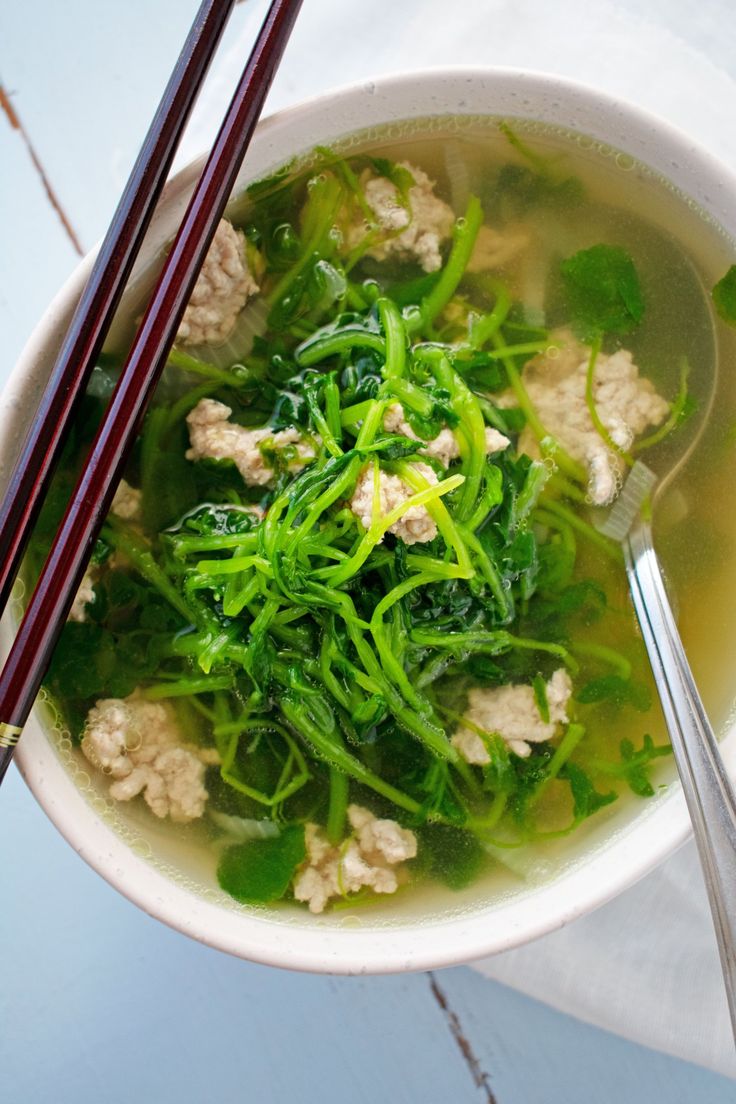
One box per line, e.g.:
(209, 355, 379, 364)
(1, 2, 735, 1100)
(0, 0, 256, 250)
(2, 767, 735, 1104)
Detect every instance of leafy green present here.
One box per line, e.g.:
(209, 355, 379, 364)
(712, 265, 736, 326)
(594, 734, 673, 797)
(532, 674, 550, 723)
(559, 762, 617, 820)
(492, 162, 584, 219)
(385, 271, 440, 309)
(418, 824, 488, 889)
(617, 735, 672, 796)
(216, 825, 306, 904)
(480, 735, 517, 795)
(46, 622, 151, 712)
(560, 244, 645, 338)
(576, 675, 652, 712)
(492, 124, 586, 218)
(506, 745, 556, 821)
(452, 349, 508, 393)
(140, 414, 199, 532)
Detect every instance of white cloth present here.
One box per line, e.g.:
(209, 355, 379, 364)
(179, 0, 736, 1079)
(473, 841, 736, 1078)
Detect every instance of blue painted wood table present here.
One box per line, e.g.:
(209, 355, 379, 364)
(1, 2, 735, 1100)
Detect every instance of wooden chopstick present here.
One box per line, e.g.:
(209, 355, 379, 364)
(0, 0, 237, 620)
(0, 0, 304, 780)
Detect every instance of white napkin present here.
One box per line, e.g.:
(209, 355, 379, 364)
(473, 841, 736, 1077)
(170, 0, 736, 1078)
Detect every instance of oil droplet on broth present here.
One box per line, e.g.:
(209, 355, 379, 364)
(129, 838, 153, 860)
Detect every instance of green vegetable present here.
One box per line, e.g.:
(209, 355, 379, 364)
(532, 674, 550, 723)
(576, 675, 652, 712)
(592, 734, 672, 798)
(712, 265, 736, 326)
(559, 763, 617, 821)
(46, 622, 156, 711)
(494, 123, 586, 216)
(418, 824, 488, 889)
(34, 140, 677, 913)
(216, 825, 306, 903)
(560, 244, 645, 338)
(616, 735, 672, 797)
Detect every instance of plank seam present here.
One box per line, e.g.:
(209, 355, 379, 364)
(1, 84, 84, 256)
(427, 971, 498, 1103)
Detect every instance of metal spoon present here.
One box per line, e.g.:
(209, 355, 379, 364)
(596, 326, 736, 1039)
(623, 513, 736, 1039)
(587, 238, 736, 1036)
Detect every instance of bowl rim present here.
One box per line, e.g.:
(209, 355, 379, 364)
(4, 63, 734, 973)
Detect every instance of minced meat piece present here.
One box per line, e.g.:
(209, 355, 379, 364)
(513, 331, 669, 505)
(186, 398, 318, 487)
(68, 567, 98, 623)
(177, 219, 259, 347)
(81, 692, 219, 823)
(292, 805, 417, 914)
(350, 461, 439, 545)
(345, 161, 455, 273)
(452, 669, 573, 760)
(467, 224, 529, 273)
(111, 478, 142, 522)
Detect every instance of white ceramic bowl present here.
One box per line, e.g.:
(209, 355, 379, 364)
(3, 68, 736, 974)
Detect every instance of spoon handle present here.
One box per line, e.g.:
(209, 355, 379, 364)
(625, 519, 736, 1039)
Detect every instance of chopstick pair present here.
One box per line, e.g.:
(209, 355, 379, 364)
(0, 0, 305, 782)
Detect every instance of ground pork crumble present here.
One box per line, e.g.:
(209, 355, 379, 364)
(81, 692, 219, 823)
(349, 461, 440, 545)
(511, 330, 669, 505)
(185, 398, 318, 487)
(467, 223, 530, 273)
(177, 218, 259, 347)
(452, 669, 573, 761)
(345, 161, 455, 273)
(68, 479, 143, 623)
(293, 805, 418, 914)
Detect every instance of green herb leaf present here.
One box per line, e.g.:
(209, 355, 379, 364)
(618, 734, 671, 796)
(177, 504, 261, 538)
(46, 622, 148, 705)
(532, 674, 550, 723)
(216, 825, 306, 904)
(138, 406, 190, 529)
(494, 163, 584, 217)
(418, 824, 488, 890)
(593, 733, 672, 797)
(481, 734, 517, 795)
(576, 675, 652, 712)
(560, 762, 617, 820)
(712, 265, 736, 327)
(560, 244, 645, 338)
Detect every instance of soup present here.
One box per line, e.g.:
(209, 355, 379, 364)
(28, 117, 736, 916)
